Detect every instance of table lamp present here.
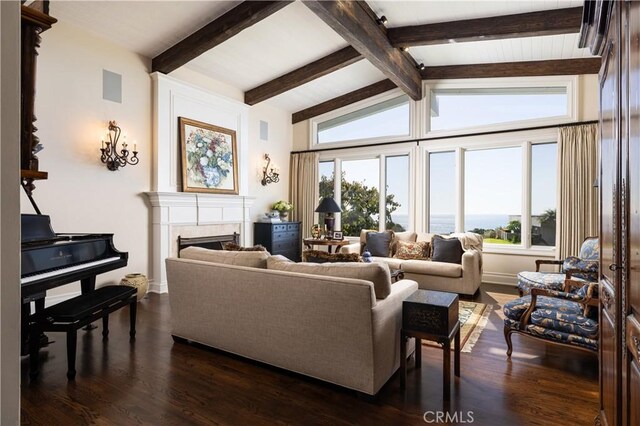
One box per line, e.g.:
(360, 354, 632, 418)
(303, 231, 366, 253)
(315, 197, 342, 237)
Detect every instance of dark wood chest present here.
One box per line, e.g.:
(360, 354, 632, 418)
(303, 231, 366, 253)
(253, 222, 301, 262)
(402, 290, 459, 337)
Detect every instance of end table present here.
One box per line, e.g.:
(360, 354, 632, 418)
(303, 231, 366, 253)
(400, 289, 461, 401)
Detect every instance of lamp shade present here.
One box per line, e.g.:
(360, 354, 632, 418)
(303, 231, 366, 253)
(315, 197, 342, 213)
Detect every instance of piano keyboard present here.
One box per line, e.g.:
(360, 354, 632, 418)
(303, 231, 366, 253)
(21, 256, 122, 284)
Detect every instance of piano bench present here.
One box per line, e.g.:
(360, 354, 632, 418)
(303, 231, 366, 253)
(29, 285, 137, 381)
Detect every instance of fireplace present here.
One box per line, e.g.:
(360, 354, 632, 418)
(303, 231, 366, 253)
(177, 233, 239, 255)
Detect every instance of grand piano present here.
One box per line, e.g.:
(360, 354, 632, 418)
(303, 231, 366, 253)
(21, 214, 128, 354)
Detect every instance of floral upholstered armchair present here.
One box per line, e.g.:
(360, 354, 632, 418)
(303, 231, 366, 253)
(517, 236, 599, 296)
(504, 280, 599, 355)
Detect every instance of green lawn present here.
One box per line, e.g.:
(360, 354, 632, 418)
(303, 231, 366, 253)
(484, 238, 518, 245)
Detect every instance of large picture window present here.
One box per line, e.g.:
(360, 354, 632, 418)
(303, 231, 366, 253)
(531, 143, 558, 247)
(316, 95, 411, 145)
(340, 158, 380, 236)
(465, 147, 523, 245)
(428, 151, 456, 234)
(385, 155, 409, 232)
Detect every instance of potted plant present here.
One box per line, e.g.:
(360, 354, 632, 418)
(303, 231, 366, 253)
(272, 201, 293, 221)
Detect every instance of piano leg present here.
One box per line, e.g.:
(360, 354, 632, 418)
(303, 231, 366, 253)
(21, 298, 50, 356)
(81, 276, 98, 330)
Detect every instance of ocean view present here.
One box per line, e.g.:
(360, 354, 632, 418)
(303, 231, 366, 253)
(387, 214, 512, 234)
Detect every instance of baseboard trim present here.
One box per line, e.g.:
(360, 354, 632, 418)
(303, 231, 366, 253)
(482, 272, 517, 286)
(41, 290, 81, 308)
(149, 279, 168, 294)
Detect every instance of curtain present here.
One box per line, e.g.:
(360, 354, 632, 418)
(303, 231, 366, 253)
(556, 123, 599, 259)
(289, 152, 320, 237)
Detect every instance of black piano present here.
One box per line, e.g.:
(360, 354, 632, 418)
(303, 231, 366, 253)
(21, 214, 128, 354)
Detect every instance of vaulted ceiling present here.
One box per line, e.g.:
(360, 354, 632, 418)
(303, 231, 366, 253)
(51, 0, 596, 120)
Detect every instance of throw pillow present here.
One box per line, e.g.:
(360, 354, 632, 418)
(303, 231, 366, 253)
(393, 241, 430, 260)
(365, 231, 394, 257)
(431, 235, 464, 264)
(302, 250, 361, 263)
(179, 246, 269, 269)
(223, 242, 267, 252)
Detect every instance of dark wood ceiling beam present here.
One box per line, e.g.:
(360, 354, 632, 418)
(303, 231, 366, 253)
(388, 7, 583, 47)
(421, 58, 602, 79)
(302, 0, 422, 101)
(292, 79, 396, 124)
(244, 46, 363, 105)
(152, 1, 293, 74)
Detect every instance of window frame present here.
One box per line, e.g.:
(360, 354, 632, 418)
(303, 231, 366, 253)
(318, 144, 416, 238)
(309, 88, 417, 150)
(422, 76, 578, 138)
(421, 127, 558, 256)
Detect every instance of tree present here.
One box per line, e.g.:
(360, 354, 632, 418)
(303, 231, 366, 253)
(539, 208, 556, 225)
(319, 173, 405, 236)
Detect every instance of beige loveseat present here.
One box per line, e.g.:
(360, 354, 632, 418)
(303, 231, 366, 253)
(341, 231, 483, 295)
(165, 247, 418, 396)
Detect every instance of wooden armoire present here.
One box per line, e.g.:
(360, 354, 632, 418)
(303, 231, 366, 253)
(580, 1, 640, 425)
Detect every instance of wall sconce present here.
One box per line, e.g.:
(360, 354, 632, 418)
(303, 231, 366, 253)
(100, 120, 139, 171)
(261, 153, 279, 186)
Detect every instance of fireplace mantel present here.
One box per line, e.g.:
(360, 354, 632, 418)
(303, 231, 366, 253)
(145, 191, 255, 293)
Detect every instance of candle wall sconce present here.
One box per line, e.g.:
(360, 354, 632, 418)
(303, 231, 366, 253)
(100, 120, 139, 171)
(261, 153, 279, 186)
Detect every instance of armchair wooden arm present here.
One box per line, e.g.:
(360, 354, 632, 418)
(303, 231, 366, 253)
(535, 259, 563, 272)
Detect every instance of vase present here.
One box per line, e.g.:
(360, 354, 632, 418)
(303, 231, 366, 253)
(120, 273, 149, 301)
(279, 211, 289, 221)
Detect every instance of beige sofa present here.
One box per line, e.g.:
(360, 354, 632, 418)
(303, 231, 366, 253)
(165, 247, 418, 396)
(341, 231, 483, 295)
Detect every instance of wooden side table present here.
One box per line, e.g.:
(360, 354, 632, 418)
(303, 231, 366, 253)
(303, 238, 350, 254)
(400, 289, 461, 401)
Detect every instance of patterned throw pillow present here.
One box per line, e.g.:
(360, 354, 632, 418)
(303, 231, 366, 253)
(302, 250, 361, 263)
(223, 242, 267, 252)
(393, 241, 430, 260)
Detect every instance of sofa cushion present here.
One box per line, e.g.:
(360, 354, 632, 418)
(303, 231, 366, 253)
(431, 236, 464, 264)
(302, 250, 361, 263)
(401, 259, 462, 278)
(180, 246, 269, 269)
(371, 256, 403, 271)
(365, 231, 395, 257)
(267, 256, 392, 299)
(415, 233, 435, 243)
(393, 241, 430, 260)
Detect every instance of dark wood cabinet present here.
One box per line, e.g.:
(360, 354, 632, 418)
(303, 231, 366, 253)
(582, 1, 640, 424)
(253, 222, 301, 262)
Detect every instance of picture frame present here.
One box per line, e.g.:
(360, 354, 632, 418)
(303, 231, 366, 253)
(332, 231, 343, 240)
(179, 117, 239, 194)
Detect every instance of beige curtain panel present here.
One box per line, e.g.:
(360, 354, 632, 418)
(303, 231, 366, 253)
(290, 152, 320, 237)
(556, 123, 599, 260)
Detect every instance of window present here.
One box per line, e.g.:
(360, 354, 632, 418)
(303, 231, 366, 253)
(340, 158, 380, 236)
(317, 95, 410, 144)
(531, 143, 558, 246)
(428, 152, 456, 234)
(385, 155, 409, 231)
(429, 86, 569, 132)
(465, 147, 523, 245)
(318, 161, 335, 227)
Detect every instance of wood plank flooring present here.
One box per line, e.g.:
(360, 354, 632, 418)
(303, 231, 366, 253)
(21, 284, 598, 425)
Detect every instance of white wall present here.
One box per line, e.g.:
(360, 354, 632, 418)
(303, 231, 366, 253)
(172, 66, 293, 225)
(20, 22, 153, 298)
(1, 1, 21, 422)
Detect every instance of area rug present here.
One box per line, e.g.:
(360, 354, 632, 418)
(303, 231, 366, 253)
(422, 301, 493, 353)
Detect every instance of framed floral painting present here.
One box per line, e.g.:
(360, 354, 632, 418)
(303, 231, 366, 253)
(179, 117, 239, 194)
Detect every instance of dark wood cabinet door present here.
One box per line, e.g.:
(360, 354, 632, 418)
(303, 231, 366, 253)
(625, 1, 640, 424)
(599, 3, 621, 425)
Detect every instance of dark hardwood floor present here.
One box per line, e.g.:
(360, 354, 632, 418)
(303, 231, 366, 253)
(21, 284, 598, 425)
